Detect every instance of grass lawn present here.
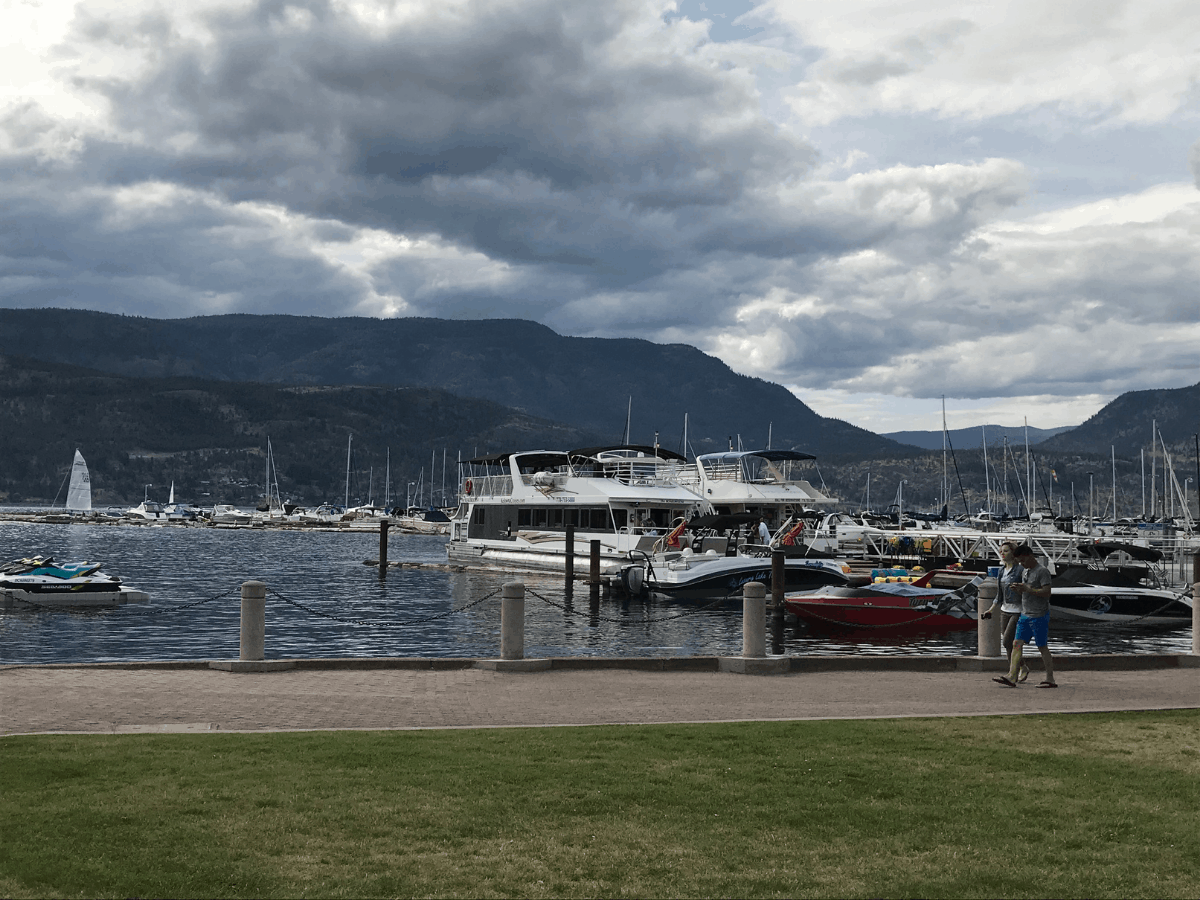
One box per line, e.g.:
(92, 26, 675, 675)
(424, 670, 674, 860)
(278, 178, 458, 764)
(2, 711, 1198, 899)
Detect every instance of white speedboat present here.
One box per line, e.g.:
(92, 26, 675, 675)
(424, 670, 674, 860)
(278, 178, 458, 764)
(1049, 542, 1193, 626)
(210, 504, 254, 526)
(446, 446, 709, 574)
(617, 544, 852, 601)
(0, 556, 149, 607)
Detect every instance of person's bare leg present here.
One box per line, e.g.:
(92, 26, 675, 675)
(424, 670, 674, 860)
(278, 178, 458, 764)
(1038, 645, 1055, 685)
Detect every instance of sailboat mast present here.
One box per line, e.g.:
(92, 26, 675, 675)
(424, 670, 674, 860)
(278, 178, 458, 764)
(1024, 419, 1031, 512)
(385, 448, 390, 508)
(982, 425, 990, 513)
(1111, 445, 1117, 521)
(941, 397, 948, 515)
(683, 413, 688, 461)
(442, 448, 447, 509)
(1150, 420, 1157, 518)
(625, 396, 632, 444)
(345, 434, 352, 508)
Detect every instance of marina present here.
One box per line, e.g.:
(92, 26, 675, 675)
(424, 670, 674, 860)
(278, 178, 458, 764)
(1, 518, 1194, 667)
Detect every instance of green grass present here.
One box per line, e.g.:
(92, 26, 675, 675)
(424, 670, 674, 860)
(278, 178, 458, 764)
(2, 712, 1199, 898)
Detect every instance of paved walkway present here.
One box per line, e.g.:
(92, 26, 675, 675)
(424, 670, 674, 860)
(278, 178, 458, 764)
(3, 658, 1199, 734)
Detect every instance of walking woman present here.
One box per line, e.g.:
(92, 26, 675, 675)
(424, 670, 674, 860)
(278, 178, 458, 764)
(981, 541, 1029, 683)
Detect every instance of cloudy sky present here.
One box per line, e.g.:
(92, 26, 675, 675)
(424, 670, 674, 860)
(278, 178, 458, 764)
(3, 0, 1198, 432)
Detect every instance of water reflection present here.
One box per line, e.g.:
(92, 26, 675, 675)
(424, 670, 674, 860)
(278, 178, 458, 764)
(1, 522, 1192, 664)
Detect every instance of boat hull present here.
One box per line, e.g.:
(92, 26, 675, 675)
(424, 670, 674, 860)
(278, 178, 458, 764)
(647, 558, 849, 601)
(2, 585, 150, 608)
(1048, 586, 1192, 627)
(784, 586, 977, 633)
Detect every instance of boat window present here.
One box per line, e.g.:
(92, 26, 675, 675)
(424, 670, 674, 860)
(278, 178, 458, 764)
(611, 508, 627, 530)
(472, 507, 486, 526)
(551, 508, 564, 527)
(533, 509, 549, 527)
(517, 509, 531, 527)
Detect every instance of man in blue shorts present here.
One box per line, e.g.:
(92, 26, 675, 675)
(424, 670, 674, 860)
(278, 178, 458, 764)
(993, 544, 1057, 688)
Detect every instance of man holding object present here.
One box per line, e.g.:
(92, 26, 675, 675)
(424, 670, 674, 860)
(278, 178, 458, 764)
(993, 544, 1058, 688)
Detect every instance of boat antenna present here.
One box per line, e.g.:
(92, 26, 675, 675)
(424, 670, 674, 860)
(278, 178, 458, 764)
(623, 396, 632, 445)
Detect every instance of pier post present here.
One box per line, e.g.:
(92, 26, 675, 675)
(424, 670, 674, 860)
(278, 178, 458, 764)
(500, 581, 525, 660)
(771, 550, 786, 655)
(565, 523, 575, 585)
(240, 580, 267, 661)
(977, 576, 1001, 658)
(589, 540, 601, 585)
(742, 581, 767, 659)
(378, 519, 390, 576)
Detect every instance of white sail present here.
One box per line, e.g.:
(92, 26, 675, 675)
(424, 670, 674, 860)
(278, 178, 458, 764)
(66, 450, 92, 512)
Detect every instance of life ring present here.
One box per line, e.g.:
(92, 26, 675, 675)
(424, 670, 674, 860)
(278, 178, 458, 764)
(464, 479, 473, 495)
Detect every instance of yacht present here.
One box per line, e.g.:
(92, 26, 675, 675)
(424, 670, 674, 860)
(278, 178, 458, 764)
(446, 446, 709, 574)
(1049, 542, 1193, 626)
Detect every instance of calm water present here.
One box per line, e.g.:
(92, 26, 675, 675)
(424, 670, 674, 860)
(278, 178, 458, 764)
(1, 521, 1192, 664)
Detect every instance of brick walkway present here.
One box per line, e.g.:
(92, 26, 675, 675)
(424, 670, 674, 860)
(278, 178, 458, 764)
(3, 659, 1199, 734)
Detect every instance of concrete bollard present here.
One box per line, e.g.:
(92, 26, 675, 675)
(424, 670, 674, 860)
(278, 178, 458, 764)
(501, 581, 525, 660)
(1193, 582, 1199, 657)
(977, 578, 1001, 658)
(742, 581, 767, 659)
(240, 580, 267, 661)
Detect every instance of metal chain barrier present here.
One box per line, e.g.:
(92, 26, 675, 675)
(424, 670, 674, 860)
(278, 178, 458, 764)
(794, 605, 947, 629)
(1083, 590, 1193, 627)
(265, 586, 501, 627)
(525, 587, 729, 624)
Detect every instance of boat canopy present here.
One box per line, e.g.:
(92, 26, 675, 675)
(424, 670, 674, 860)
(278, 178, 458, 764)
(568, 444, 686, 462)
(1077, 541, 1163, 563)
(696, 449, 816, 463)
(465, 451, 570, 471)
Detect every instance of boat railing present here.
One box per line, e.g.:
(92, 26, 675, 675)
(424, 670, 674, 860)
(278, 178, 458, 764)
(466, 475, 513, 498)
(595, 460, 689, 487)
(700, 462, 744, 482)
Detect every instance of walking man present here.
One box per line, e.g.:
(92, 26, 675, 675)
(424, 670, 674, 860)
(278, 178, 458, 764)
(993, 544, 1057, 688)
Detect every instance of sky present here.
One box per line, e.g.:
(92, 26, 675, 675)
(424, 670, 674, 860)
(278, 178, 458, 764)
(2, 0, 1198, 433)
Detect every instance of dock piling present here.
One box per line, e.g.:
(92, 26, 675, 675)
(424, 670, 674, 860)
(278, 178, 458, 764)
(589, 540, 600, 586)
(240, 580, 267, 662)
(771, 550, 785, 655)
(501, 581, 525, 660)
(565, 523, 574, 586)
(378, 520, 390, 576)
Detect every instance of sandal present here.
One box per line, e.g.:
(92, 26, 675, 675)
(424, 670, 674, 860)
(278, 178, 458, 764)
(1036, 681, 1058, 689)
(993, 676, 1017, 687)
(1017, 666, 1030, 684)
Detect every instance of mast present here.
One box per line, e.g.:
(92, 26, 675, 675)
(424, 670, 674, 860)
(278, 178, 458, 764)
(442, 448, 447, 509)
(767, 422, 772, 451)
(1111, 445, 1117, 521)
(431, 449, 436, 507)
(941, 398, 948, 515)
(982, 425, 990, 513)
(683, 413, 688, 462)
(624, 396, 632, 444)
(385, 448, 390, 508)
(345, 434, 352, 509)
(1024, 418, 1031, 512)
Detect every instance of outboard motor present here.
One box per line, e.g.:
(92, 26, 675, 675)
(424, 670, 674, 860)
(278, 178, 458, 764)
(619, 563, 646, 597)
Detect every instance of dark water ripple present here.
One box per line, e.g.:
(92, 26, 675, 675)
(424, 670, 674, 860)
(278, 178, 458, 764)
(0, 522, 1192, 664)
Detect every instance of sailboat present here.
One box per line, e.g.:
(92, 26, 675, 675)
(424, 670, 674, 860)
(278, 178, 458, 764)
(65, 450, 91, 514)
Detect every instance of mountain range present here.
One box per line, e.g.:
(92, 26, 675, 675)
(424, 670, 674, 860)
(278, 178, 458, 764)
(883, 425, 1074, 451)
(0, 308, 909, 459)
(0, 308, 1196, 510)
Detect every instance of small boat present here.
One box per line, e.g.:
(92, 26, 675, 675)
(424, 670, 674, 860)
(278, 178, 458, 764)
(210, 504, 254, 526)
(1049, 542, 1193, 626)
(0, 556, 149, 608)
(617, 545, 852, 601)
(784, 573, 985, 633)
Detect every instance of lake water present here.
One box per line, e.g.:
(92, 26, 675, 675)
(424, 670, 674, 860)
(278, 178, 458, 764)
(1, 520, 1193, 665)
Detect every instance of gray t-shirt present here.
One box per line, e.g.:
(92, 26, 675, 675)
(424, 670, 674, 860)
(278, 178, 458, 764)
(1019, 562, 1052, 618)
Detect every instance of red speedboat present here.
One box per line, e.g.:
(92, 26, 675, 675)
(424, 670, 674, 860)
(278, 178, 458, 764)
(784, 573, 985, 633)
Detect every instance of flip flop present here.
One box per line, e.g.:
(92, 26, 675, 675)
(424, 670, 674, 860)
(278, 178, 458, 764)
(1017, 666, 1030, 684)
(993, 676, 1017, 687)
(1036, 681, 1058, 689)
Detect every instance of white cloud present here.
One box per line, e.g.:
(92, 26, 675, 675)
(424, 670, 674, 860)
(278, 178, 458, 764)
(0, 0, 1196, 436)
(769, 0, 1200, 127)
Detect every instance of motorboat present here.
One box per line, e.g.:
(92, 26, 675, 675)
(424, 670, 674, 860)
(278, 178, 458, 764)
(783, 573, 986, 633)
(617, 545, 852, 601)
(1049, 542, 1193, 626)
(0, 556, 149, 608)
(210, 504, 254, 526)
(447, 446, 709, 574)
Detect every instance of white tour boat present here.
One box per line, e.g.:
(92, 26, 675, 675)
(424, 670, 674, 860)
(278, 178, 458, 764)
(446, 446, 709, 575)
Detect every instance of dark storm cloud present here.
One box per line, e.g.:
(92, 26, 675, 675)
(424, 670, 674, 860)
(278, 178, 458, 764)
(62, 0, 813, 282)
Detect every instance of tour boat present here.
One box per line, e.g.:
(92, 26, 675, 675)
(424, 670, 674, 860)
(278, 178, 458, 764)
(0, 556, 149, 607)
(446, 446, 710, 574)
